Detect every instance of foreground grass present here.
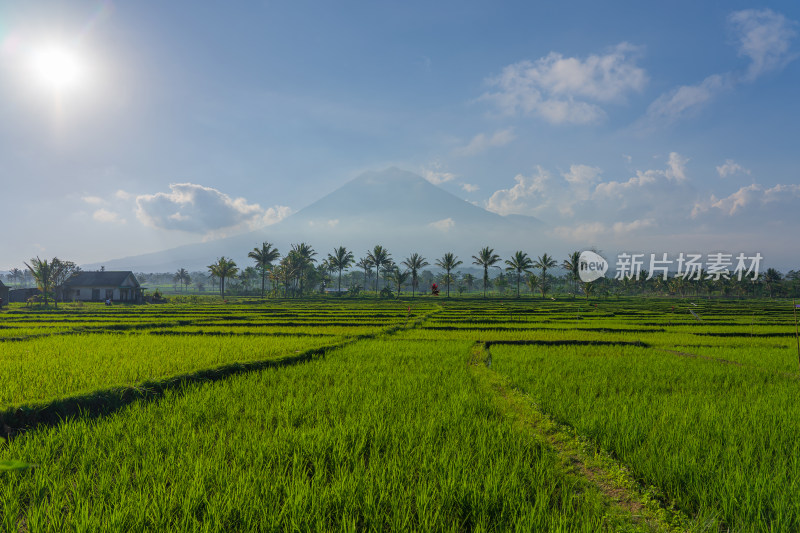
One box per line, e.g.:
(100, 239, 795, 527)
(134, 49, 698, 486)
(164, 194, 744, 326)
(490, 343, 800, 530)
(1, 338, 619, 531)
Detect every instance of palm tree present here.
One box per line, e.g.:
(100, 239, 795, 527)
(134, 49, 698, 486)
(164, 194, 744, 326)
(207, 257, 239, 299)
(390, 268, 410, 297)
(367, 245, 391, 296)
(562, 251, 581, 297)
(436, 252, 463, 298)
(472, 247, 501, 298)
(763, 268, 782, 298)
(327, 246, 355, 295)
(174, 268, 190, 292)
(290, 243, 317, 296)
(402, 253, 429, 299)
(9, 268, 22, 287)
(356, 257, 374, 295)
(463, 273, 475, 293)
(505, 251, 533, 298)
(526, 273, 541, 296)
(24, 257, 53, 306)
(248, 242, 280, 298)
(533, 253, 557, 299)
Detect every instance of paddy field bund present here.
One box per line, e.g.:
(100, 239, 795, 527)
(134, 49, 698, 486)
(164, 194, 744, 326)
(1, 298, 798, 531)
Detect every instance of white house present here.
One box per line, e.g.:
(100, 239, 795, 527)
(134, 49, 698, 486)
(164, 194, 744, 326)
(63, 271, 144, 303)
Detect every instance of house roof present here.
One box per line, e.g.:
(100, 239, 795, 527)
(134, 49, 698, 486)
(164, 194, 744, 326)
(0, 279, 6, 288)
(65, 271, 140, 288)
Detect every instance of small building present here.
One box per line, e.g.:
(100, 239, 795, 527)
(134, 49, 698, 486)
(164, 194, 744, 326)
(9, 288, 40, 303)
(0, 280, 8, 307)
(64, 271, 144, 303)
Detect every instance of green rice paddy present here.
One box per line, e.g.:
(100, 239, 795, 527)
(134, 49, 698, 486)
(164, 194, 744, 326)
(1, 297, 798, 531)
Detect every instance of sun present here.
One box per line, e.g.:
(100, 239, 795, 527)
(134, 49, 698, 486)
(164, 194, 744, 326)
(31, 45, 84, 91)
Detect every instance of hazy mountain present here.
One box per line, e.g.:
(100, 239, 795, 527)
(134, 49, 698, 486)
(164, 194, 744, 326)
(92, 168, 545, 272)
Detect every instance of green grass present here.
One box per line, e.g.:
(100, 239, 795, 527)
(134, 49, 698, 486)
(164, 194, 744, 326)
(1, 297, 799, 531)
(0, 338, 616, 532)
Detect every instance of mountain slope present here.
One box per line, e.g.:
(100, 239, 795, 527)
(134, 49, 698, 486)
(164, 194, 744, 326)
(93, 168, 544, 271)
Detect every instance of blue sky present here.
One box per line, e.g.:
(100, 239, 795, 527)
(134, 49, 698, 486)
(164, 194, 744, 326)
(1, 1, 799, 270)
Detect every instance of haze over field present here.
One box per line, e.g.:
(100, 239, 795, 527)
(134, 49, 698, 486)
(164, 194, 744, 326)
(1, 1, 798, 270)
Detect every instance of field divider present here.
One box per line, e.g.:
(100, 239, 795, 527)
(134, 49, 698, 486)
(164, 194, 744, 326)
(468, 341, 693, 532)
(0, 307, 442, 442)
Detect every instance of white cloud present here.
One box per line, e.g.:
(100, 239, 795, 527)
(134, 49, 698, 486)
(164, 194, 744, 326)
(326, 218, 339, 228)
(729, 9, 797, 81)
(422, 168, 456, 185)
(486, 166, 551, 215)
(645, 74, 729, 123)
(552, 218, 655, 242)
(92, 208, 125, 224)
(482, 42, 647, 124)
(82, 196, 105, 205)
(665, 152, 688, 182)
(642, 10, 796, 127)
(460, 183, 479, 193)
(115, 190, 132, 200)
(454, 128, 516, 156)
(428, 218, 455, 232)
(135, 183, 290, 234)
(716, 159, 751, 178)
(692, 183, 800, 217)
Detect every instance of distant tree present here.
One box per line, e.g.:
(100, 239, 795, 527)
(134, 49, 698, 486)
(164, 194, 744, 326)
(562, 251, 581, 297)
(390, 268, 410, 297)
(9, 268, 22, 287)
(50, 258, 78, 307)
(462, 273, 475, 293)
(505, 251, 533, 298)
(328, 246, 355, 294)
(526, 273, 541, 296)
(248, 242, 280, 298)
(436, 252, 463, 298)
(290, 243, 317, 296)
(763, 268, 782, 298)
(207, 257, 238, 299)
(367, 245, 391, 296)
(402, 253, 429, 299)
(174, 268, 190, 292)
(24, 257, 53, 306)
(533, 253, 557, 299)
(472, 247, 501, 298)
(356, 257, 374, 295)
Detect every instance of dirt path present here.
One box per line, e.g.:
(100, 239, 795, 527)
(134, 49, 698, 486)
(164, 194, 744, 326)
(469, 342, 694, 532)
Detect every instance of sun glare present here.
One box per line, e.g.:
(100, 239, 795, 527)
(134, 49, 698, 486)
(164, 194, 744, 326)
(31, 45, 84, 91)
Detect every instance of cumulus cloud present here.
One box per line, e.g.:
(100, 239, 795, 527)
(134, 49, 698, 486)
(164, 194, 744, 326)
(421, 168, 456, 185)
(454, 129, 516, 156)
(692, 183, 800, 217)
(428, 218, 455, 232)
(460, 183, 479, 193)
(135, 183, 291, 234)
(716, 159, 751, 178)
(115, 190, 132, 200)
(486, 166, 551, 216)
(482, 42, 647, 124)
(729, 9, 797, 81)
(485, 154, 698, 243)
(92, 208, 125, 224)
